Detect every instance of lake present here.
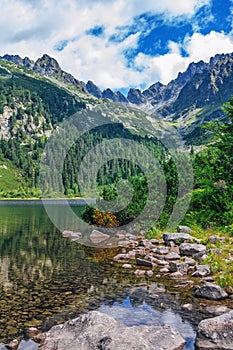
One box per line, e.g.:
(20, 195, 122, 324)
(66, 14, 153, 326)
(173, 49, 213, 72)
(0, 201, 209, 349)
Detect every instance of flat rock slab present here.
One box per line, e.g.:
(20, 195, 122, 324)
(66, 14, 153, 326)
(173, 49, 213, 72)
(195, 310, 233, 350)
(40, 311, 186, 350)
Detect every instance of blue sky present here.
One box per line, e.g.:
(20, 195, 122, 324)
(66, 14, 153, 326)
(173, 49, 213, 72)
(1, 0, 233, 92)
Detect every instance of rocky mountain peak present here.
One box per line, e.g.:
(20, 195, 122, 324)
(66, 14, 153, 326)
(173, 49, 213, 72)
(33, 54, 61, 76)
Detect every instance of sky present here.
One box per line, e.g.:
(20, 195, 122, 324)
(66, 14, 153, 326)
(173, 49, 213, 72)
(1, 0, 233, 92)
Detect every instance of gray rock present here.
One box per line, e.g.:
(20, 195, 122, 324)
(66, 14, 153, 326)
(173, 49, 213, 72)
(150, 238, 160, 245)
(208, 235, 225, 244)
(164, 252, 181, 260)
(122, 264, 132, 269)
(192, 283, 228, 300)
(170, 262, 189, 274)
(178, 225, 193, 233)
(6, 340, 19, 350)
(192, 265, 211, 277)
(179, 243, 206, 256)
(195, 310, 233, 350)
(153, 246, 169, 255)
(90, 230, 109, 244)
(40, 311, 186, 350)
(136, 258, 153, 268)
(160, 267, 170, 273)
(113, 254, 129, 262)
(163, 233, 194, 246)
(134, 269, 146, 277)
(206, 305, 232, 316)
(182, 303, 193, 311)
(147, 270, 154, 277)
(184, 257, 196, 265)
(62, 230, 82, 239)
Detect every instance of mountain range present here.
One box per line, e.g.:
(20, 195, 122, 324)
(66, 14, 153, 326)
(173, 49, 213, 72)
(1, 51, 233, 144)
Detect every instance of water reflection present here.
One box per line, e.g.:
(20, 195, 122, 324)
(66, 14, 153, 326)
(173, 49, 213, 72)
(99, 297, 196, 350)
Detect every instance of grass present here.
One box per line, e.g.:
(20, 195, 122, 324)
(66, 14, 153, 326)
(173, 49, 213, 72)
(0, 159, 25, 192)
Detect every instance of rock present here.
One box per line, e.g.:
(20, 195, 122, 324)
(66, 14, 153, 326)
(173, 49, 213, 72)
(90, 230, 110, 244)
(164, 252, 180, 260)
(153, 246, 169, 255)
(163, 233, 194, 246)
(206, 305, 232, 316)
(179, 243, 206, 256)
(122, 264, 132, 269)
(27, 327, 40, 338)
(192, 265, 210, 277)
(134, 269, 146, 277)
(32, 333, 46, 343)
(193, 250, 208, 261)
(208, 235, 225, 244)
(146, 270, 154, 277)
(136, 258, 153, 268)
(113, 254, 129, 262)
(178, 225, 193, 233)
(40, 311, 186, 350)
(160, 267, 170, 273)
(6, 339, 19, 350)
(139, 240, 155, 249)
(150, 238, 160, 245)
(118, 240, 136, 248)
(171, 271, 184, 278)
(182, 303, 193, 311)
(195, 310, 233, 350)
(192, 283, 228, 300)
(170, 262, 189, 274)
(62, 230, 82, 239)
(183, 257, 196, 265)
(127, 251, 136, 259)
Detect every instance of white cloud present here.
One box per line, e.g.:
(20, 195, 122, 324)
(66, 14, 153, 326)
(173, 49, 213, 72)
(1, 0, 232, 91)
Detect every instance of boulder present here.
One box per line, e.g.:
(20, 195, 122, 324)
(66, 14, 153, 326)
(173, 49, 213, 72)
(179, 243, 206, 256)
(40, 311, 186, 350)
(192, 265, 211, 277)
(178, 225, 193, 233)
(164, 252, 180, 260)
(170, 262, 189, 274)
(206, 305, 232, 316)
(195, 310, 233, 350)
(113, 254, 129, 262)
(192, 283, 228, 300)
(163, 233, 194, 246)
(90, 230, 110, 244)
(136, 258, 153, 268)
(153, 246, 169, 255)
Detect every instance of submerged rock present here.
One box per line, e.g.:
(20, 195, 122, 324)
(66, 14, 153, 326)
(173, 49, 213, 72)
(90, 230, 110, 244)
(195, 310, 233, 350)
(40, 311, 186, 350)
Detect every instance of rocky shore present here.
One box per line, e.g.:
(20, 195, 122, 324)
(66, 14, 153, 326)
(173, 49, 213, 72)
(2, 226, 233, 350)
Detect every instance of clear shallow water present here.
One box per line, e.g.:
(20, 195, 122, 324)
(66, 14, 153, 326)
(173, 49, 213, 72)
(0, 202, 211, 349)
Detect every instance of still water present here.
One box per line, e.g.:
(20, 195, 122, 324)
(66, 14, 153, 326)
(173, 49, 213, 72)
(0, 201, 205, 349)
